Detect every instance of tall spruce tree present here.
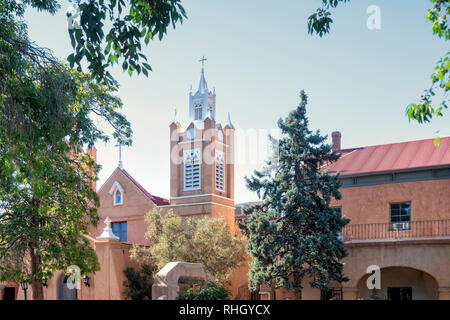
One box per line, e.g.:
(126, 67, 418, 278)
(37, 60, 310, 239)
(239, 90, 349, 297)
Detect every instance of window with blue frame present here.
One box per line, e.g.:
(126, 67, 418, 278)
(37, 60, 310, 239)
(112, 221, 127, 242)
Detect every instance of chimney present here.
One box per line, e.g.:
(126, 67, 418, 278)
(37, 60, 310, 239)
(332, 131, 341, 152)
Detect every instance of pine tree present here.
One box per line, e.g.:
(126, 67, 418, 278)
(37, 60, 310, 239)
(239, 90, 349, 297)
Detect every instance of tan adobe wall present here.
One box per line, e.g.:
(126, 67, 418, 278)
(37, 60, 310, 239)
(330, 179, 450, 224)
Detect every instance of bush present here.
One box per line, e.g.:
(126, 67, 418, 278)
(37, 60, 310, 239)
(132, 208, 246, 283)
(123, 264, 157, 300)
(177, 282, 230, 300)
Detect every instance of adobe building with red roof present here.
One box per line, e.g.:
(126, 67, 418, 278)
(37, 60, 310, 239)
(3, 67, 449, 301)
(237, 134, 450, 300)
(87, 66, 449, 300)
(325, 134, 450, 300)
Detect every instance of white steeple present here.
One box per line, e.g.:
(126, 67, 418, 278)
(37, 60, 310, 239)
(197, 64, 209, 94)
(189, 56, 216, 123)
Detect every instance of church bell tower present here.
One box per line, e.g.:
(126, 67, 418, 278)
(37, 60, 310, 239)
(189, 56, 216, 124)
(167, 57, 236, 229)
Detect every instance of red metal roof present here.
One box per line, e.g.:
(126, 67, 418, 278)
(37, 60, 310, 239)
(326, 136, 450, 176)
(120, 169, 170, 206)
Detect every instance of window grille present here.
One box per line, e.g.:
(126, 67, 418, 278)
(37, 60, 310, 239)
(184, 149, 201, 190)
(215, 150, 225, 191)
(194, 106, 202, 120)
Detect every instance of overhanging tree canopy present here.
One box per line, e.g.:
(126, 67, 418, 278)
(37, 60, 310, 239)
(307, 0, 449, 128)
(1, 0, 186, 86)
(0, 15, 132, 298)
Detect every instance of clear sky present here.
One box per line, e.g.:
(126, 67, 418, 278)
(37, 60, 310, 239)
(24, 0, 449, 203)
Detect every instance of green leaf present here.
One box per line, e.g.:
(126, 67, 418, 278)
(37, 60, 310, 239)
(434, 136, 441, 147)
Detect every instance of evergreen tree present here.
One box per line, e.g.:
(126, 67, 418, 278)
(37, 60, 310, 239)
(239, 90, 349, 297)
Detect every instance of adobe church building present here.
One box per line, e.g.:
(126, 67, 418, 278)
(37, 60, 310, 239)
(1, 66, 449, 300)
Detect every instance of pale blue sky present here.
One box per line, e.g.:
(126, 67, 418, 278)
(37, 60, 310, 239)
(25, 0, 449, 203)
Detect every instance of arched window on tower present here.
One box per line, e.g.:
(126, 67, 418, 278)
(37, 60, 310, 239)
(194, 104, 202, 120)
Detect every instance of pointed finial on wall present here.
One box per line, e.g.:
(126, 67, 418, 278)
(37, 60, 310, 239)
(206, 108, 213, 120)
(172, 108, 179, 125)
(104, 216, 112, 229)
(96, 216, 119, 240)
(226, 112, 233, 128)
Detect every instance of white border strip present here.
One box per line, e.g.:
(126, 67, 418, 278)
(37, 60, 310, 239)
(178, 139, 203, 145)
(162, 201, 236, 210)
(170, 193, 233, 201)
(178, 139, 229, 147)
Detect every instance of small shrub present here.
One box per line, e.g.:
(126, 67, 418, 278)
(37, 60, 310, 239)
(177, 282, 230, 300)
(370, 293, 386, 300)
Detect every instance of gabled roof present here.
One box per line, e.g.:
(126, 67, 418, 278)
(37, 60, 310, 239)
(326, 136, 450, 176)
(120, 169, 169, 206)
(97, 167, 169, 206)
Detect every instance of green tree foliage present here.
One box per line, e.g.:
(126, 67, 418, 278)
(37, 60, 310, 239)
(0, 10, 132, 298)
(239, 91, 349, 296)
(308, 0, 449, 127)
(1, 0, 186, 86)
(0, 64, 132, 299)
(67, 0, 186, 86)
(177, 282, 230, 300)
(406, 1, 449, 130)
(130, 207, 246, 284)
(307, 0, 350, 37)
(123, 264, 157, 300)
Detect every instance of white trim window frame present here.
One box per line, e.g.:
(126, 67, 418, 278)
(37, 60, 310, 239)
(184, 148, 201, 191)
(215, 150, 225, 192)
(109, 181, 124, 206)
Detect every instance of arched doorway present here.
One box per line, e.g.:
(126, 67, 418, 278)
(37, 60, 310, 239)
(357, 266, 438, 300)
(57, 274, 77, 300)
(2, 287, 16, 300)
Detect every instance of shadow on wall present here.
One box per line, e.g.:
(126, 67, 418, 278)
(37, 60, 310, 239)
(357, 266, 438, 300)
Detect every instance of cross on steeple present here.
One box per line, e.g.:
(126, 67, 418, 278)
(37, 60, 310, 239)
(115, 143, 124, 169)
(199, 56, 207, 70)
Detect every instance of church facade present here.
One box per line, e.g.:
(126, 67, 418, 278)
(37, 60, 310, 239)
(1, 65, 450, 300)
